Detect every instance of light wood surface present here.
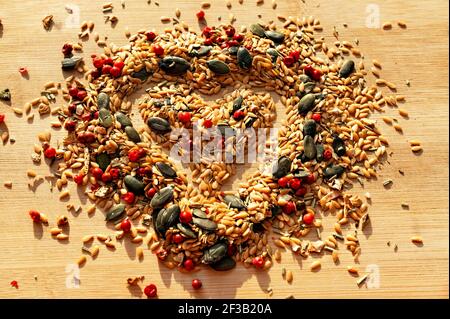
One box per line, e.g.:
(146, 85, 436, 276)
(0, 0, 448, 299)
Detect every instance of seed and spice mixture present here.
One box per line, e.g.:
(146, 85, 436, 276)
(0, 7, 418, 294)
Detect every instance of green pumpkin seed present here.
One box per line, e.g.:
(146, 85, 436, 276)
(125, 126, 141, 143)
(98, 108, 113, 128)
(115, 112, 133, 127)
(210, 256, 236, 271)
(303, 135, 317, 160)
(266, 48, 280, 62)
(61, 56, 82, 70)
(192, 217, 217, 232)
(237, 47, 252, 69)
(207, 60, 230, 74)
(96, 153, 111, 172)
(316, 144, 325, 161)
(250, 23, 266, 37)
(272, 156, 292, 179)
(131, 68, 151, 81)
(201, 242, 227, 264)
(193, 208, 208, 219)
(161, 204, 180, 228)
(224, 195, 246, 210)
(97, 92, 110, 110)
(231, 96, 243, 115)
(177, 223, 197, 239)
(294, 170, 311, 179)
(339, 60, 355, 78)
(150, 186, 174, 208)
(332, 136, 346, 156)
(124, 175, 145, 195)
(324, 165, 345, 179)
(105, 204, 125, 221)
(155, 162, 177, 178)
(228, 46, 239, 55)
(298, 93, 316, 114)
(147, 117, 171, 134)
(264, 30, 285, 43)
(0, 88, 11, 101)
(159, 56, 190, 75)
(188, 45, 212, 57)
(303, 120, 317, 137)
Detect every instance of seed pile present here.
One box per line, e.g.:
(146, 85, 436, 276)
(21, 14, 412, 286)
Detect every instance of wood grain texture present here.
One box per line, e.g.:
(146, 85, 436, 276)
(0, 0, 448, 298)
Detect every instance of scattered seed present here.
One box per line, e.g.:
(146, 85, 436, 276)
(310, 261, 321, 271)
(286, 270, 293, 283)
(411, 236, 423, 244)
(382, 22, 392, 30)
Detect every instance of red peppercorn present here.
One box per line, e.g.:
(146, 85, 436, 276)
(289, 178, 302, 190)
(155, 248, 168, 261)
(109, 66, 121, 78)
(110, 168, 120, 180)
(172, 233, 184, 244)
(303, 212, 315, 225)
(122, 192, 135, 204)
(146, 31, 157, 41)
(68, 86, 78, 97)
(310, 69, 322, 81)
(76, 90, 87, 100)
(91, 167, 103, 180)
(233, 33, 244, 42)
(196, 10, 205, 20)
(120, 218, 132, 232)
(62, 43, 73, 56)
(104, 58, 113, 66)
(128, 149, 144, 162)
(311, 113, 321, 122)
(10, 280, 19, 289)
(295, 186, 307, 197)
(143, 284, 157, 298)
(303, 65, 313, 75)
(289, 50, 300, 62)
(183, 258, 195, 271)
(224, 25, 235, 37)
(0, 114, 5, 124)
(114, 61, 125, 70)
(215, 36, 225, 44)
(323, 149, 333, 160)
(227, 244, 236, 256)
(68, 103, 77, 114)
(64, 119, 76, 131)
(81, 113, 91, 122)
(178, 111, 191, 124)
(73, 174, 84, 185)
(203, 38, 213, 45)
(306, 173, 316, 184)
(146, 187, 156, 198)
(93, 57, 104, 69)
(29, 210, 41, 223)
(152, 44, 164, 56)
(202, 26, 212, 38)
(44, 147, 56, 159)
(252, 256, 264, 268)
(282, 201, 296, 214)
(283, 56, 295, 67)
(19, 67, 28, 76)
(102, 64, 112, 75)
(233, 110, 245, 120)
(203, 119, 213, 128)
(192, 279, 202, 290)
(101, 172, 112, 183)
(277, 177, 289, 188)
(93, 111, 99, 119)
(179, 210, 193, 224)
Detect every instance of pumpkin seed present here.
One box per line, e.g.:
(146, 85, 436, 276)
(192, 217, 217, 231)
(61, 56, 82, 70)
(201, 242, 227, 264)
(96, 153, 111, 171)
(0, 88, 11, 101)
(324, 165, 345, 179)
(339, 60, 355, 78)
(316, 144, 325, 161)
(206, 60, 230, 74)
(332, 136, 346, 156)
(150, 186, 174, 208)
(155, 206, 179, 237)
(224, 195, 246, 210)
(155, 162, 177, 178)
(131, 68, 151, 81)
(264, 30, 285, 43)
(210, 256, 236, 271)
(97, 92, 110, 110)
(98, 108, 113, 128)
(303, 120, 317, 137)
(125, 126, 141, 143)
(266, 48, 280, 62)
(188, 45, 211, 57)
(294, 170, 310, 179)
(147, 117, 171, 133)
(115, 112, 132, 127)
(177, 223, 197, 238)
(303, 135, 317, 160)
(105, 204, 125, 221)
(237, 47, 252, 69)
(228, 46, 239, 55)
(298, 93, 316, 114)
(231, 96, 243, 115)
(250, 23, 266, 37)
(124, 175, 145, 195)
(193, 208, 208, 219)
(272, 156, 291, 178)
(158, 56, 191, 75)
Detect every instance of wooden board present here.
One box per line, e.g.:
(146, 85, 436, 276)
(0, 0, 448, 298)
